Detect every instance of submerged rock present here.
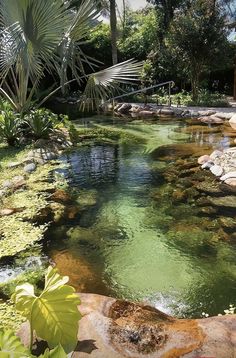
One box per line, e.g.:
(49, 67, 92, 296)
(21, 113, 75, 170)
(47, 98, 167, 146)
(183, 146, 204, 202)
(208, 196, 236, 209)
(152, 143, 211, 161)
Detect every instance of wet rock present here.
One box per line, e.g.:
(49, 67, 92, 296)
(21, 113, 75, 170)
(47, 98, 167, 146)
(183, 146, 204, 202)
(76, 190, 98, 208)
(51, 189, 73, 203)
(200, 116, 223, 124)
(214, 112, 234, 120)
(210, 165, 223, 177)
(159, 108, 175, 116)
(219, 217, 236, 230)
(138, 110, 156, 116)
(212, 228, 230, 241)
(198, 206, 218, 215)
(172, 189, 187, 203)
(198, 110, 216, 116)
(22, 293, 236, 358)
(24, 163, 36, 173)
(117, 103, 132, 115)
(208, 196, 236, 209)
(194, 181, 222, 195)
(49, 202, 66, 223)
(198, 155, 211, 165)
(152, 143, 211, 161)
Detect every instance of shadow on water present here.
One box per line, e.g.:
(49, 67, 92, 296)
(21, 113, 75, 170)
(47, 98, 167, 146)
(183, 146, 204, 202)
(45, 116, 236, 318)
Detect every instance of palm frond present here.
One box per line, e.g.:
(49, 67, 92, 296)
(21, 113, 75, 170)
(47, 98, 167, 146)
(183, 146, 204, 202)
(81, 59, 143, 111)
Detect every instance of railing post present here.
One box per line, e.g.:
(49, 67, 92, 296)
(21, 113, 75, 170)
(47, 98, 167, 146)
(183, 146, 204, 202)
(168, 83, 171, 107)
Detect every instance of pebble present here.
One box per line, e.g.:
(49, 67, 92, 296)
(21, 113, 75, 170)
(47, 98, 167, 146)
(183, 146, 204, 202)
(24, 163, 36, 173)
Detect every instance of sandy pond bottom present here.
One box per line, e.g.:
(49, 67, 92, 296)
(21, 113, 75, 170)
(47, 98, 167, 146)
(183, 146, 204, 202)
(11, 116, 236, 318)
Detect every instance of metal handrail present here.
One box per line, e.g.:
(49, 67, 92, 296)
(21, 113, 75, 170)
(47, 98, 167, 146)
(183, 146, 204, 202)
(107, 80, 175, 103)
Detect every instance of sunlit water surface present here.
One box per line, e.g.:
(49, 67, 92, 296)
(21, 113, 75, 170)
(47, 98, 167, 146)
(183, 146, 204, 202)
(46, 116, 236, 318)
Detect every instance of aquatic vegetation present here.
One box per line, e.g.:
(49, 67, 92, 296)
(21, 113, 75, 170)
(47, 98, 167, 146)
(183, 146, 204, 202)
(0, 302, 24, 331)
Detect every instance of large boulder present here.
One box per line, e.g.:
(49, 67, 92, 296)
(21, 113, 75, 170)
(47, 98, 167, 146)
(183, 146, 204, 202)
(18, 293, 236, 357)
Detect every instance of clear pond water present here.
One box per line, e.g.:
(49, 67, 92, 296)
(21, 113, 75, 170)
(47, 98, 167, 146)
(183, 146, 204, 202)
(45, 116, 236, 318)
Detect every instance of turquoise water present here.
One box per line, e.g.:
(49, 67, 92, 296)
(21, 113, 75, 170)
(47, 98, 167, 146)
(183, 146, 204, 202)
(47, 116, 236, 318)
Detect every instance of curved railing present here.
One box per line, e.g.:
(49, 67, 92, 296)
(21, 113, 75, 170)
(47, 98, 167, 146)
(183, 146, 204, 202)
(108, 80, 175, 104)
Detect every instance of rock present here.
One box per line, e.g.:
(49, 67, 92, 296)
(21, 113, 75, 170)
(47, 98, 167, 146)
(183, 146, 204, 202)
(51, 189, 73, 203)
(220, 171, 236, 181)
(214, 112, 234, 120)
(129, 105, 141, 113)
(152, 143, 212, 161)
(0, 207, 25, 216)
(210, 150, 223, 160)
(138, 110, 156, 116)
(198, 155, 211, 165)
(229, 113, 236, 124)
(201, 161, 214, 169)
(224, 178, 236, 186)
(27, 148, 57, 161)
(2, 180, 13, 189)
(219, 217, 236, 230)
(24, 163, 36, 173)
(210, 164, 223, 177)
(0, 208, 15, 216)
(198, 110, 216, 116)
(194, 181, 222, 195)
(7, 162, 22, 169)
(172, 189, 187, 203)
(18, 293, 236, 358)
(117, 103, 132, 114)
(200, 115, 224, 124)
(159, 108, 175, 116)
(208, 196, 236, 209)
(0, 189, 7, 198)
(49, 202, 66, 223)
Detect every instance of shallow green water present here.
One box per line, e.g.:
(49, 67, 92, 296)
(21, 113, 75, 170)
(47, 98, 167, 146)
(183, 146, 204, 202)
(47, 116, 236, 318)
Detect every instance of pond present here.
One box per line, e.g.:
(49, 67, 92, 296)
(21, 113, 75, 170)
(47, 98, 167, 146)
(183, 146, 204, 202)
(42, 115, 236, 319)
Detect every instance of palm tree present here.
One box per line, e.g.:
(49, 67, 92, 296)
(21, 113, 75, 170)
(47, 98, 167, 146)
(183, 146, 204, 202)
(110, 0, 118, 64)
(0, 0, 141, 114)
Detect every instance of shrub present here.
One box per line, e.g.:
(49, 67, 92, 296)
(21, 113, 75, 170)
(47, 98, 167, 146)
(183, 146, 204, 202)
(0, 110, 21, 146)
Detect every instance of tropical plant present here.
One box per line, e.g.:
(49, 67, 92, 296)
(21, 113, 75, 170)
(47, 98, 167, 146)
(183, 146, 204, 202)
(0, 110, 21, 146)
(12, 266, 81, 353)
(24, 110, 55, 140)
(0, 329, 67, 357)
(0, 0, 142, 114)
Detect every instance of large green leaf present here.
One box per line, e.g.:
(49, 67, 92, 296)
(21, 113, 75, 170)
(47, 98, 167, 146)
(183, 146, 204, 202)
(39, 344, 67, 358)
(0, 329, 32, 358)
(12, 266, 81, 353)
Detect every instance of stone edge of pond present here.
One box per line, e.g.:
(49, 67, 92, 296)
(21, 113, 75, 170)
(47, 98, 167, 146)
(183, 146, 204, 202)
(17, 293, 236, 358)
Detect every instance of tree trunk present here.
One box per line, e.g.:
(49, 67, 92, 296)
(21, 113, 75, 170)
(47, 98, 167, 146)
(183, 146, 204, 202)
(110, 0, 118, 65)
(191, 73, 200, 102)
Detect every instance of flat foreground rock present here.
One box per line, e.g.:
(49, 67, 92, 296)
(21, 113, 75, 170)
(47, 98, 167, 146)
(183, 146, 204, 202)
(76, 294, 236, 358)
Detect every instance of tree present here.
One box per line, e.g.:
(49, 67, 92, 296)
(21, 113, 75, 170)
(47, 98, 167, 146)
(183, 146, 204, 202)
(147, 0, 186, 45)
(118, 8, 160, 60)
(0, 0, 142, 113)
(168, 0, 231, 100)
(110, 0, 118, 64)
